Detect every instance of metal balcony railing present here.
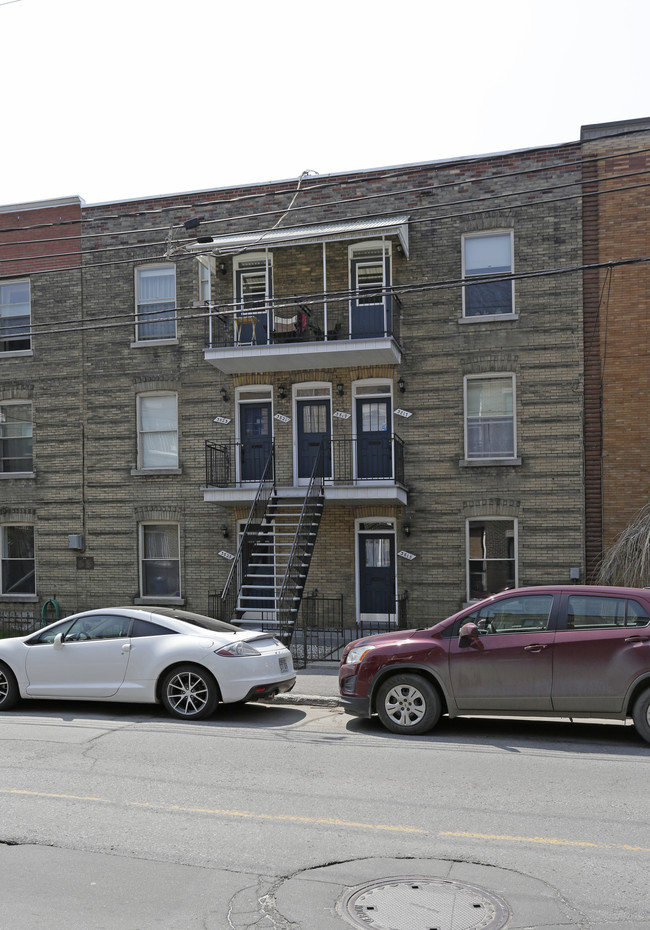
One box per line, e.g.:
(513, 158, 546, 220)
(204, 290, 402, 350)
(205, 435, 405, 488)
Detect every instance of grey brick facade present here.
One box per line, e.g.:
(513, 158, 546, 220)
(0, 138, 587, 629)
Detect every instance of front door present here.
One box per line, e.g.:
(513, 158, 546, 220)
(358, 532, 396, 625)
(297, 398, 331, 480)
(356, 397, 392, 479)
(239, 403, 272, 482)
(350, 255, 391, 338)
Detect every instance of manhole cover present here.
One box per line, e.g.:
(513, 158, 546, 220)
(342, 877, 509, 930)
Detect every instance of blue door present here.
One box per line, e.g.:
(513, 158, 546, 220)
(350, 254, 391, 338)
(358, 533, 396, 623)
(239, 403, 272, 482)
(297, 399, 331, 480)
(356, 397, 392, 479)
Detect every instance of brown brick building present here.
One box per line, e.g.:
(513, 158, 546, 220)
(581, 118, 650, 578)
(0, 128, 604, 646)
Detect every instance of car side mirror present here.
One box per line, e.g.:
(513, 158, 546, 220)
(458, 622, 479, 649)
(53, 632, 64, 650)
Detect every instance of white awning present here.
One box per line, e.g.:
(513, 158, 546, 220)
(187, 214, 409, 258)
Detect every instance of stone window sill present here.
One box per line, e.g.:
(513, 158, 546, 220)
(133, 597, 185, 607)
(131, 468, 182, 476)
(130, 338, 179, 348)
(458, 313, 519, 324)
(0, 594, 38, 602)
(459, 457, 522, 467)
(0, 471, 35, 479)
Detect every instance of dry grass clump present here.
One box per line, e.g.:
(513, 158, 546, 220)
(596, 503, 650, 587)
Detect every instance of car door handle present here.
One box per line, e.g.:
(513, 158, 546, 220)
(121, 644, 131, 653)
(524, 644, 549, 652)
(625, 635, 650, 644)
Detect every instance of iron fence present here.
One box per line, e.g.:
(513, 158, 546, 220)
(0, 611, 43, 639)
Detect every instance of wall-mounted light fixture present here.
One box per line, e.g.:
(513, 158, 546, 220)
(278, 384, 287, 400)
(403, 524, 411, 536)
(336, 382, 344, 397)
(396, 243, 404, 256)
(218, 261, 227, 275)
(397, 376, 405, 393)
(221, 525, 229, 539)
(220, 387, 229, 402)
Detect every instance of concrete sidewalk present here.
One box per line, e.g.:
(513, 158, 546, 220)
(273, 664, 341, 707)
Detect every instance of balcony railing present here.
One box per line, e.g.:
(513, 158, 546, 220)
(205, 435, 405, 489)
(204, 291, 402, 350)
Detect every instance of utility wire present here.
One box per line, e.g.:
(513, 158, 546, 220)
(5, 255, 649, 341)
(2, 172, 650, 271)
(2, 139, 650, 243)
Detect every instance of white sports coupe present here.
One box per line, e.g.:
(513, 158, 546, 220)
(0, 607, 295, 720)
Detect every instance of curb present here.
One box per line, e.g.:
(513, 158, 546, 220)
(270, 693, 341, 708)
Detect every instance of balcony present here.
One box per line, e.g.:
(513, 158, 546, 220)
(203, 436, 407, 505)
(202, 292, 402, 374)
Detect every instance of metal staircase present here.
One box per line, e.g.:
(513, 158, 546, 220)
(214, 443, 325, 643)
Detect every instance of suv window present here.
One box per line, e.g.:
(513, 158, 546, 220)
(566, 595, 650, 629)
(477, 594, 553, 634)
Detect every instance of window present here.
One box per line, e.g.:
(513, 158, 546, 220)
(467, 519, 516, 600)
(137, 393, 178, 469)
(475, 594, 553, 633)
(197, 256, 214, 303)
(566, 596, 650, 630)
(465, 375, 515, 460)
(140, 523, 180, 598)
(349, 243, 391, 338)
(0, 402, 33, 473)
(1, 525, 35, 595)
(0, 280, 31, 352)
(135, 265, 176, 341)
(463, 231, 513, 317)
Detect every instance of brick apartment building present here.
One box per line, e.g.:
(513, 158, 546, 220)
(7, 120, 637, 648)
(581, 118, 650, 579)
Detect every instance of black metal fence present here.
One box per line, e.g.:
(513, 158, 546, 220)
(0, 611, 43, 639)
(290, 592, 409, 668)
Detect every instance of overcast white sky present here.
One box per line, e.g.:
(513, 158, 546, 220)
(2, 0, 649, 207)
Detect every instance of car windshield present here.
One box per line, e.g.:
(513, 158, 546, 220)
(146, 608, 241, 634)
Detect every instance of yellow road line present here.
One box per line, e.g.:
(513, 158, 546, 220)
(2, 788, 649, 851)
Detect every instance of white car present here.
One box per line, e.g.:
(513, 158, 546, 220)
(0, 607, 295, 720)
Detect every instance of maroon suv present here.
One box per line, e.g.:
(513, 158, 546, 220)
(339, 585, 650, 741)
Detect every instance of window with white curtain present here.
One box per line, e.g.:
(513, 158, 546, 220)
(0, 280, 31, 352)
(1, 524, 35, 595)
(135, 265, 176, 341)
(465, 376, 515, 460)
(462, 231, 513, 317)
(0, 401, 33, 473)
(137, 393, 178, 469)
(139, 523, 180, 598)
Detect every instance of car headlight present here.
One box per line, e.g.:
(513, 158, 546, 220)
(346, 644, 376, 664)
(216, 641, 261, 657)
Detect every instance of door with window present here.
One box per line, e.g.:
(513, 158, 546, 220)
(356, 397, 392, 479)
(358, 531, 396, 626)
(297, 398, 331, 481)
(235, 260, 271, 346)
(350, 250, 391, 338)
(239, 403, 272, 482)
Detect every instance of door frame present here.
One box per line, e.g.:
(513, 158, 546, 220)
(352, 379, 394, 483)
(292, 382, 333, 486)
(355, 518, 398, 627)
(235, 385, 273, 485)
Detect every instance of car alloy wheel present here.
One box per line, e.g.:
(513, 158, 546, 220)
(376, 673, 441, 736)
(0, 663, 19, 711)
(161, 664, 219, 720)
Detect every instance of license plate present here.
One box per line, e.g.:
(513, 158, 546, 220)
(279, 656, 289, 673)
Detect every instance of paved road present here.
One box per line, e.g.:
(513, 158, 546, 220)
(0, 699, 648, 929)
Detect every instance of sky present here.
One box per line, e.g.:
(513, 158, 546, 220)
(2, 0, 650, 207)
